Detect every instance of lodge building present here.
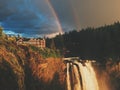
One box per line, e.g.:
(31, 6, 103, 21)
(17, 38, 46, 48)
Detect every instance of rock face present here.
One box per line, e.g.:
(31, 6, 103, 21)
(0, 39, 66, 90)
(29, 57, 66, 90)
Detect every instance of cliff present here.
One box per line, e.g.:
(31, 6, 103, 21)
(0, 38, 66, 90)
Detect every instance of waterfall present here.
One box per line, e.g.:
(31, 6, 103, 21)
(66, 60, 99, 90)
(67, 63, 72, 90)
(72, 64, 82, 90)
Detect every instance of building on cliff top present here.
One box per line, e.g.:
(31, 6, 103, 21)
(17, 38, 46, 48)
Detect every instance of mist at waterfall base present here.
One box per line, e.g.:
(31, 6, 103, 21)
(66, 60, 114, 90)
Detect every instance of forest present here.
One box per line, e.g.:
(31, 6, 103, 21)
(46, 22, 120, 62)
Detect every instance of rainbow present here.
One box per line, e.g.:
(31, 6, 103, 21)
(69, 0, 81, 31)
(45, 0, 63, 34)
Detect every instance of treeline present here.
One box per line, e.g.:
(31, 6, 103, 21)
(46, 22, 120, 61)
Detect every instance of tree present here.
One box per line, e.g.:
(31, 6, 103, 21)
(50, 39, 56, 50)
(0, 26, 3, 37)
(17, 34, 20, 39)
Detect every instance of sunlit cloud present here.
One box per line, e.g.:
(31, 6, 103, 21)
(3, 30, 22, 36)
(1, 0, 120, 37)
(45, 32, 64, 38)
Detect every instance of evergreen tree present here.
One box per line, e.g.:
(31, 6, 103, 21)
(47, 22, 120, 61)
(50, 39, 56, 50)
(0, 26, 3, 37)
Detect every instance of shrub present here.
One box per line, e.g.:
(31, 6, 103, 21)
(29, 45, 61, 59)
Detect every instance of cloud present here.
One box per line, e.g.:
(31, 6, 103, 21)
(1, 0, 120, 37)
(0, 0, 60, 37)
(51, 0, 120, 29)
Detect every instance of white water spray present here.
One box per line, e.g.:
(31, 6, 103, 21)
(72, 65, 82, 90)
(67, 63, 72, 90)
(66, 60, 99, 90)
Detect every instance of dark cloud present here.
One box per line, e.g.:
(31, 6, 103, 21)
(1, 0, 120, 37)
(0, 0, 59, 37)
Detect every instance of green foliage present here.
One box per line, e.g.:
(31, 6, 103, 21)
(7, 46, 17, 53)
(0, 26, 3, 37)
(46, 22, 120, 60)
(29, 45, 61, 58)
(50, 39, 56, 50)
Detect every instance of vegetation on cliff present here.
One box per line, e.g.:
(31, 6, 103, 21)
(0, 37, 66, 90)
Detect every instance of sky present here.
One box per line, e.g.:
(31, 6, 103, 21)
(0, 0, 120, 37)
